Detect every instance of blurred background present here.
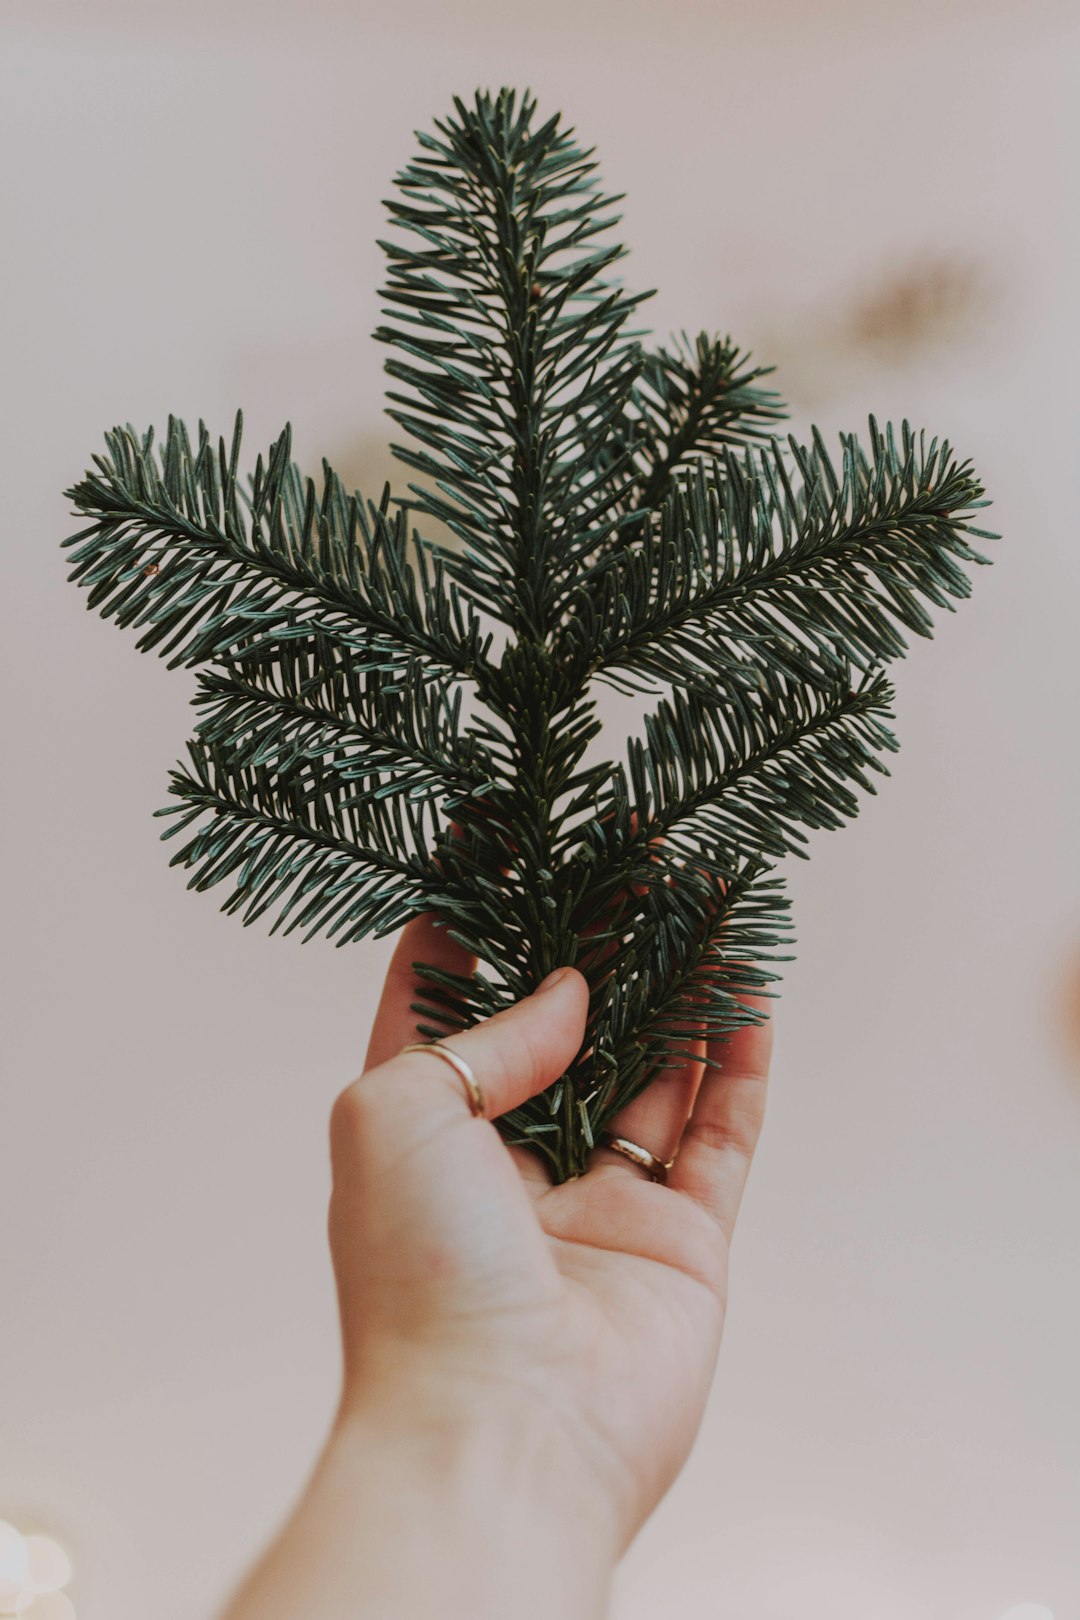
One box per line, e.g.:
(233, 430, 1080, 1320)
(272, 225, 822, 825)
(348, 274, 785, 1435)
(2, 2, 1078, 1617)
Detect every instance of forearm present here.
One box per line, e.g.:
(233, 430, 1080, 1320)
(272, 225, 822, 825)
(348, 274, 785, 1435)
(220, 1389, 617, 1620)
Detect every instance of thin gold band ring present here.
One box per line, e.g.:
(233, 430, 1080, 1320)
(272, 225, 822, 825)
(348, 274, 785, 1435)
(599, 1131, 674, 1184)
(399, 1041, 486, 1119)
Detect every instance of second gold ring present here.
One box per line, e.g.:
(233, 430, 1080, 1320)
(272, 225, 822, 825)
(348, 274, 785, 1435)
(599, 1131, 673, 1184)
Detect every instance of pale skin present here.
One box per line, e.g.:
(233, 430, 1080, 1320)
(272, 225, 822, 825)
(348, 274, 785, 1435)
(221, 913, 773, 1620)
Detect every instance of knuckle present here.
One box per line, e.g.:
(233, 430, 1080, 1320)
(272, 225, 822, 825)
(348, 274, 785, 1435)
(693, 1099, 763, 1159)
(689, 1118, 738, 1154)
(329, 1078, 370, 1150)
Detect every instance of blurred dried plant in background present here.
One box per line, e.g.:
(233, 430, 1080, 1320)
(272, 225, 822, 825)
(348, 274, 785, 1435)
(762, 254, 997, 407)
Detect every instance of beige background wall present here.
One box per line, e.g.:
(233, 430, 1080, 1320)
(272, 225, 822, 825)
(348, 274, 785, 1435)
(2, 3, 1078, 1618)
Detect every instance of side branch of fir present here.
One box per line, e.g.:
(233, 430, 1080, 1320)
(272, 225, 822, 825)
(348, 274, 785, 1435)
(64, 87, 994, 1183)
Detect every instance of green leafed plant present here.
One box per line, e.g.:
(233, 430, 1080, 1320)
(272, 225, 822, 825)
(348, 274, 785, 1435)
(63, 88, 993, 1181)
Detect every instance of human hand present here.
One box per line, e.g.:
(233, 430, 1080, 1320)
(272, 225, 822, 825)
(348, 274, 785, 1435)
(330, 914, 773, 1544)
(222, 914, 772, 1620)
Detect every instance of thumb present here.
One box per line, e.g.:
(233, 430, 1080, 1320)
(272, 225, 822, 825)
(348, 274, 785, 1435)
(328, 969, 589, 1378)
(335, 965, 595, 1172)
(365, 966, 589, 1125)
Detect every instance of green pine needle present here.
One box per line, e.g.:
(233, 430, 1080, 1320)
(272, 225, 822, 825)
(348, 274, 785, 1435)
(63, 88, 993, 1181)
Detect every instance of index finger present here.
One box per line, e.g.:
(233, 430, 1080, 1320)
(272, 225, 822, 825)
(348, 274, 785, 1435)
(364, 911, 476, 1070)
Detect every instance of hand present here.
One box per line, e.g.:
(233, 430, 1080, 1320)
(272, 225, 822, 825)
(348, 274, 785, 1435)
(333, 914, 772, 1539)
(223, 914, 772, 1620)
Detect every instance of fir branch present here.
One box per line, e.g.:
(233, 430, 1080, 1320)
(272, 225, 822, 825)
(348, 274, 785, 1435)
(606, 331, 785, 527)
(64, 415, 488, 677)
(376, 89, 655, 1060)
(543, 674, 894, 1131)
(590, 867, 789, 1120)
(563, 672, 896, 894)
(158, 739, 439, 944)
(498, 867, 790, 1168)
(621, 670, 897, 871)
(632, 333, 784, 508)
(61, 87, 995, 1183)
(191, 650, 497, 808)
(376, 87, 650, 628)
(574, 421, 992, 693)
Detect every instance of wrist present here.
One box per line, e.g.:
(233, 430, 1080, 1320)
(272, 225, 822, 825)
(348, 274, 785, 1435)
(326, 1374, 618, 1620)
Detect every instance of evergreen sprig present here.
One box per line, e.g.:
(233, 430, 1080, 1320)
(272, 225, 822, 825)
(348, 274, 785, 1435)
(64, 88, 993, 1180)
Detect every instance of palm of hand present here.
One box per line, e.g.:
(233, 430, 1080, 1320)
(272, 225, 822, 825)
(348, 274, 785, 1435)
(525, 1167, 730, 1536)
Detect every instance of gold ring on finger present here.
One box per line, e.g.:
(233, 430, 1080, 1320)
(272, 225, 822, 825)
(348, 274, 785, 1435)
(399, 1040, 486, 1118)
(598, 1131, 673, 1184)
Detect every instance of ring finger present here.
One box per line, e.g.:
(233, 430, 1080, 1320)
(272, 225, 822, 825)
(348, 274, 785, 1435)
(589, 1035, 705, 1183)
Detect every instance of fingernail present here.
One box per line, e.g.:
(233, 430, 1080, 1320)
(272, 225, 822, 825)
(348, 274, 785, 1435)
(535, 967, 572, 994)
